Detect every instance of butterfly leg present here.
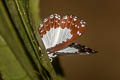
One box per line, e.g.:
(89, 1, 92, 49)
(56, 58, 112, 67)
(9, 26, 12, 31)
(48, 53, 57, 62)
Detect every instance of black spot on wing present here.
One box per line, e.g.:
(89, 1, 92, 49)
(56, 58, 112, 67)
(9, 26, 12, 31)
(69, 43, 97, 53)
(52, 43, 97, 56)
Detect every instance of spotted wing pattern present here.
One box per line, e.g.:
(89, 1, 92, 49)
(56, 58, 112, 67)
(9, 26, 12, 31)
(54, 43, 97, 55)
(38, 14, 87, 52)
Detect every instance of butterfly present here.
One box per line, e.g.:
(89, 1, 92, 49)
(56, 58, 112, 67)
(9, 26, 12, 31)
(38, 14, 97, 61)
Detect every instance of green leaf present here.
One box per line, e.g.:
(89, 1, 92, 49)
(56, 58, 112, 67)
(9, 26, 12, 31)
(0, 1, 39, 79)
(0, 0, 65, 80)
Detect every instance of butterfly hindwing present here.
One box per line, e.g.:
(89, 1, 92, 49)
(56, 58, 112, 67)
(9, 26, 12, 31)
(39, 14, 87, 52)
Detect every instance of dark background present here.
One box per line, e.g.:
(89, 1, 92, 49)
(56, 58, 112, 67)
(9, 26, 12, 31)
(40, 0, 120, 80)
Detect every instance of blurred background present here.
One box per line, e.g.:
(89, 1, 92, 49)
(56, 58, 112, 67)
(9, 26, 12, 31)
(40, 0, 120, 80)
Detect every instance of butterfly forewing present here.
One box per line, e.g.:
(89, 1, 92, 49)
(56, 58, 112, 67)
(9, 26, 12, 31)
(54, 43, 97, 56)
(39, 14, 87, 52)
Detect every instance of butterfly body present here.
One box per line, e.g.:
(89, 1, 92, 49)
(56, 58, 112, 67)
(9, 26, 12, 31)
(39, 14, 97, 61)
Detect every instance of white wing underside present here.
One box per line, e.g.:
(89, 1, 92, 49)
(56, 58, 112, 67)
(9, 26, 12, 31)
(54, 43, 97, 55)
(55, 46, 90, 55)
(42, 27, 73, 49)
(57, 47, 79, 53)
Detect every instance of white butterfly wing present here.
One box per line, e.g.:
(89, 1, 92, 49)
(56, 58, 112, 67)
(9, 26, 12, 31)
(54, 43, 97, 55)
